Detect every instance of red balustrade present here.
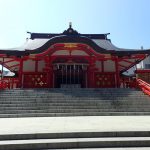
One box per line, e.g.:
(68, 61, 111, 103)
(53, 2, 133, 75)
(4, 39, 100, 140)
(120, 77, 137, 88)
(0, 78, 19, 89)
(94, 72, 116, 88)
(136, 78, 150, 96)
(23, 72, 48, 88)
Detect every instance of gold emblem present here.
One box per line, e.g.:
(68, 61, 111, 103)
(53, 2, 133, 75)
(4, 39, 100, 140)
(64, 43, 77, 48)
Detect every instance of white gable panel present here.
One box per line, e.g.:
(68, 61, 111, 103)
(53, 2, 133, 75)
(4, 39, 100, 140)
(104, 60, 115, 72)
(52, 50, 69, 56)
(71, 50, 88, 56)
(95, 61, 102, 72)
(38, 60, 45, 72)
(23, 60, 35, 72)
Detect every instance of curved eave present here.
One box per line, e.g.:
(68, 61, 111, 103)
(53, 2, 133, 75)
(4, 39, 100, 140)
(0, 50, 28, 57)
(26, 36, 113, 55)
(0, 35, 149, 56)
(115, 50, 150, 57)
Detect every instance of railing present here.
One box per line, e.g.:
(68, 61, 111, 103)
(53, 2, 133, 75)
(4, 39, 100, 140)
(0, 78, 19, 89)
(120, 77, 137, 88)
(23, 72, 48, 88)
(136, 78, 150, 96)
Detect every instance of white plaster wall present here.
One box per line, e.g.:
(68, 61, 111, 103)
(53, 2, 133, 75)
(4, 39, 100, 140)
(104, 60, 115, 72)
(142, 56, 150, 68)
(52, 50, 69, 56)
(143, 56, 150, 64)
(38, 60, 45, 72)
(52, 50, 89, 56)
(137, 62, 144, 69)
(71, 50, 88, 56)
(95, 61, 102, 72)
(136, 56, 150, 69)
(23, 60, 35, 72)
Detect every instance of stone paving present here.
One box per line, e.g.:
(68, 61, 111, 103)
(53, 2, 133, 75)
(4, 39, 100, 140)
(0, 116, 150, 135)
(63, 148, 150, 150)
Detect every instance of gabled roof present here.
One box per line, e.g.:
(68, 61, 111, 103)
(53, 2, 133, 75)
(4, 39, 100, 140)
(0, 26, 149, 56)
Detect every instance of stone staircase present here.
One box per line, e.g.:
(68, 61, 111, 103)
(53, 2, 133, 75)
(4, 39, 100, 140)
(0, 88, 149, 149)
(0, 131, 150, 149)
(0, 88, 149, 117)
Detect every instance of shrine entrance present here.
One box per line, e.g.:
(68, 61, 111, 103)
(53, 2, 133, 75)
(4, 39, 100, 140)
(53, 63, 88, 88)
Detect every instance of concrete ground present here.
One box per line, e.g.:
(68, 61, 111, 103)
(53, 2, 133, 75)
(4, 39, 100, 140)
(0, 116, 150, 135)
(64, 148, 150, 150)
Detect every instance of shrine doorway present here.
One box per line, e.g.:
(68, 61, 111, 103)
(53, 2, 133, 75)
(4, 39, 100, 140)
(53, 63, 88, 88)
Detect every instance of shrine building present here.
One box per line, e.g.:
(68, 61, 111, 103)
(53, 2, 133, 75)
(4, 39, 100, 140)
(0, 24, 150, 89)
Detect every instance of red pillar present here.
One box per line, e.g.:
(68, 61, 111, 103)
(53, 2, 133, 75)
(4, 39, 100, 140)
(101, 60, 104, 73)
(18, 58, 23, 88)
(49, 61, 53, 88)
(88, 56, 96, 88)
(115, 57, 120, 88)
(44, 56, 53, 88)
(35, 60, 38, 72)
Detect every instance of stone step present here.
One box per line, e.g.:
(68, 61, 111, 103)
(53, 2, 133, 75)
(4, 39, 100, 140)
(0, 92, 145, 95)
(0, 88, 140, 90)
(0, 91, 146, 94)
(1, 94, 144, 96)
(0, 112, 150, 117)
(0, 101, 146, 104)
(0, 102, 150, 106)
(0, 91, 144, 93)
(0, 105, 150, 109)
(3, 95, 146, 98)
(0, 93, 144, 96)
(0, 90, 141, 92)
(1, 91, 148, 93)
(2, 97, 145, 100)
(1, 104, 150, 110)
(1, 108, 150, 114)
(54, 148, 150, 150)
(0, 88, 149, 117)
(7, 99, 149, 102)
(0, 94, 145, 97)
(0, 137, 150, 150)
(1, 131, 150, 141)
(0, 103, 150, 108)
(0, 94, 147, 97)
(0, 99, 149, 102)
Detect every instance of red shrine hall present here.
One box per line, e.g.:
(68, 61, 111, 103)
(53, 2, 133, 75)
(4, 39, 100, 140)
(0, 25, 150, 89)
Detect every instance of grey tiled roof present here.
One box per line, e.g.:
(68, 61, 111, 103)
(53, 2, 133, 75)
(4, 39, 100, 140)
(1, 38, 143, 52)
(92, 39, 142, 51)
(0, 35, 149, 56)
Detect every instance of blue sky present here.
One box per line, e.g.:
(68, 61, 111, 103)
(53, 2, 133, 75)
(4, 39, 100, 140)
(0, 0, 150, 49)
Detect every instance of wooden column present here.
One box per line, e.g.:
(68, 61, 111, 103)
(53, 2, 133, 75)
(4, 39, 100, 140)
(1, 57, 4, 80)
(35, 60, 38, 72)
(18, 58, 23, 88)
(88, 56, 96, 88)
(101, 60, 104, 73)
(44, 55, 53, 88)
(49, 57, 53, 88)
(115, 57, 120, 88)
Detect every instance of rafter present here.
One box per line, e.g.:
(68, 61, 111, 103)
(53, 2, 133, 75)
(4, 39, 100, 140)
(9, 64, 19, 69)
(118, 64, 127, 68)
(4, 59, 19, 64)
(122, 59, 134, 64)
